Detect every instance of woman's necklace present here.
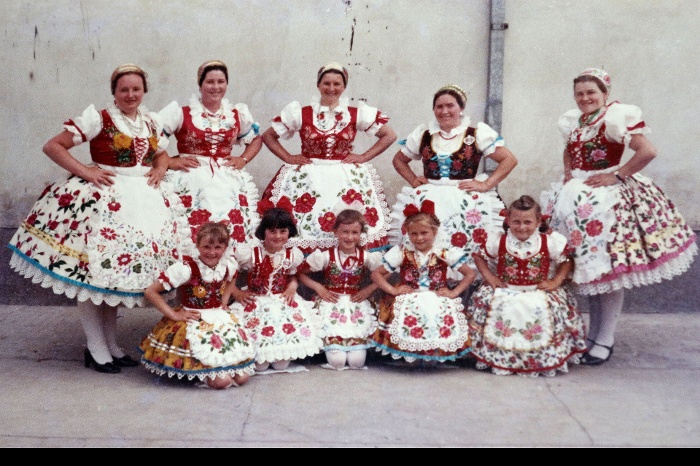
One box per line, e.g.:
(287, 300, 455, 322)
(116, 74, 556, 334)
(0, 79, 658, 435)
(119, 109, 145, 137)
(202, 105, 225, 128)
(579, 107, 605, 128)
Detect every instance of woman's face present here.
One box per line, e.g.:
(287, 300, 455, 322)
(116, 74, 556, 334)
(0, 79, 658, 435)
(406, 222, 437, 254)
(574, 81, 608, 116)
(433, 94, 462, 131)
(200, 70, 228, 104)
(317, 72, 346, 103)
(197, 237, 227, 268)
(508, 208, 539, 242)
(264, 228, 290, 253)
(113, 73, 145, 116)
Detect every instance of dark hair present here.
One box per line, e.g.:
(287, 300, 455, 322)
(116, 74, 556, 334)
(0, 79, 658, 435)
(433, 89, 466, 110)
(199, 65, 229, 87)
(573, 75, 608, 94)
(255, 208, 298, 241)
(333, 209, 368, 233)
(507, 195, 548, 233)
(317, 69, 347, 87)
(196, 222, 230, 246)
(111, 71, 148, 95)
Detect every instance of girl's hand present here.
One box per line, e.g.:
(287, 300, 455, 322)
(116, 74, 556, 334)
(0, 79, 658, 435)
(170, 155, 200, 172)
(350, 288, 373, 303)
(169, 308, 200, 322)
(317, 287, 339, 303)
(145, 167, 167, 188)
(537, 279, 561, 293)
(342, 153, 366, 164)
(486, 277, 507, 289)
(232, 289, 255, 306)
(435, 287, 459, 299)
(393, 284, 414, 296)
(82, 166, 116, 188)
(584, 173, 618, 188)
(458, 179, 490, 193)
(222, 156, 248, 170)
(288, 155, 312, 166)
(281, 287, 297, 306)
(410, 176, 429, 188)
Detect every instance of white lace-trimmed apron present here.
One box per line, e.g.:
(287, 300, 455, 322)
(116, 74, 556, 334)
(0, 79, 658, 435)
(185, 308, 256, 367)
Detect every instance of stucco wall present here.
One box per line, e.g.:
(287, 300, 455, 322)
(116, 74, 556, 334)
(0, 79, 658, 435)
(1, 0, 698, 230)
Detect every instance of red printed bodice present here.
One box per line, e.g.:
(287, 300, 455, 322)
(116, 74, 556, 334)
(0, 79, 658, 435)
(419, 127, 483, 180)
(400, 249, 449, 291)
(247, 247, 293, 295)
(323, 248, 366, 294)
(496, 234, 551, 286)
(299, 105, 358, 160)
(178, 257, 231, 309)
(174, 106, 240, 158)
(88, 110, 159, 167)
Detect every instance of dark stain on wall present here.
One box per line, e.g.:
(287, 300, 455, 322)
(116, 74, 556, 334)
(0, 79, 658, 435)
(33, 26, 38, 60)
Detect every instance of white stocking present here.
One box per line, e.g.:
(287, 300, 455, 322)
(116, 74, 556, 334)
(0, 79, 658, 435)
(325, 350, 347, 369)
(586, 295, 603, 346)
(101, 304, 126, 358)
(78, 301, 112, 364)
(588, 289, 624, 359)
(347, 350, 367, 369)
(271, 360, 291, 371)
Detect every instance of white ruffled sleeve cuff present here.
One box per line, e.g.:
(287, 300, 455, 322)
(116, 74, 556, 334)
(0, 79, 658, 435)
(63, 104, 102, 145)
(157, 100, 184, 138)
(304, 249, 329, 273)
(558, 109, 582, 140)
(475, 122, 505, 157)
(356, 101, 388, 136)
(400, 124, 428, 160)
(604, 103, 651, 144)
(270, 101, 302, 140)
(233, 103, 260, 145)
(381, 245, 403, 272)
(547, 231, 570, 264)
(160, 261, 193, 290)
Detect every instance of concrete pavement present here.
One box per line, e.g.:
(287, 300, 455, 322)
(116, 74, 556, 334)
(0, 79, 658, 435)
(0, 304, 699, 447)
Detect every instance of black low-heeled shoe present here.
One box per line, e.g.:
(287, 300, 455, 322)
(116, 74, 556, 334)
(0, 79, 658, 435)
(111, 355, 140, 368)
(84, 349, 121, 374)
(580, 342, 614, 366)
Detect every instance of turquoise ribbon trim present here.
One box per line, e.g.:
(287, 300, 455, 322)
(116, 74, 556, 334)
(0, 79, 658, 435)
(370, 341, 471, 361)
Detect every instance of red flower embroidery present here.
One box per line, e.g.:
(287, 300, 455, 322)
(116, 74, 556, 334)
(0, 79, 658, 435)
(451, 232, 468, 247)
(294, 193, 316, 214)
(173, 359, 183, 369)
(26, 214, 38, 225)
(189, 209, 212, 226)
(585, 219, 604, 237)
(404, 316, 418, 328)
(117, 254, 132, 266)
(443, 315, 455, 326)
(58, 194, 74, 208)
(210, 334, 223, 349)
(239, 194, 249, 207)
(363, 207, 379, 227)
(246, 318, 260, 329)
(69, 221, 80, 231)
(47, 220, 59, 231)
(228, 210, 244, 225)
(244, 302, 256, 313)
(282, 323, 296, 335)
(341, 189, 363, 205)
(261, 326, 275, 337)
(318, 212, 337, 232)
(108, 201, 121, 212)
(232, 225, 246, 243)
(473, 228, 488, 248)
(152, 243, 159, 254)
(238, 328, 248, 341)
(410, 327, 424, 339)
(180, 195, 192, 208)
(439, 327, 452, 338)
(292, 313, 304, 323)
(92, 192, 101, 201)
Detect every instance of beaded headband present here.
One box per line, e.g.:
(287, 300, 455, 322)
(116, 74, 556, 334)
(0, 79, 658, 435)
(198, 60, 228, 84)
(110, 64, 147, 87)
(577, 68, 611, 92)
(317, 62, 349, 86)
(436, 84, 467, 107)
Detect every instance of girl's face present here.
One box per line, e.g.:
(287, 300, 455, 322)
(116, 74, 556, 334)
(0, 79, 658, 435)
(406, 222, 437, 254)
(433, 94, 462, 131)
(574, 81, 608, 117)
(197, 237, 228, 268)
(317, 72, 346, 104)
(200, 70, 228, 105)
(335, 222, 363, 254)
(113, 74, 145, 116)
(264, 228, 290, 252)
(508, 208, 539, 242)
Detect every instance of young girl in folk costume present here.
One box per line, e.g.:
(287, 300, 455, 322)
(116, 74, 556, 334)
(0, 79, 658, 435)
(468, 196, 587, 377)
(228, 200, 324, 372)
(370, 201, 476, 364)
(541, 68, 697, 365)
(298, 207, 383, 370)
(140, 223, 255, 389)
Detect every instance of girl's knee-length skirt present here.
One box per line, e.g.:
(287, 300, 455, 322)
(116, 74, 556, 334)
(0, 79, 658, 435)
(139, 308, 256, 381)
(8, 166, 186, 307)
(231, 294, 324, 364)
(542, 170, 697, 295)
(468, 285, 587, 376)
(315, 294, 377, 352)
(371, 291, 471, 363)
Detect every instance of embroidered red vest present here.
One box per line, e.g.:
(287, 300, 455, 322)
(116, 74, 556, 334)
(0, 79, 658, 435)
(247, 247, 292, 295)
(323, 248, 366, 294)
(179, 256, 231, 309)
(299, 105, 358, 160)
(174, 106, 240, 158)
(419, 127, 482, 180)
(400, 249, 449, 291)
(496, 234, 551, 286)
(88, 110, 159, 167)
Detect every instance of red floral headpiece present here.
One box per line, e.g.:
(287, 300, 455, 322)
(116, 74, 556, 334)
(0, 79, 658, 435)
(257, 196, 295, 216)
(403, 200, 436, 218)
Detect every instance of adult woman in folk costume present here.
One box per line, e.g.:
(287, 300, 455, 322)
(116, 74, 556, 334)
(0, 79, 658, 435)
(8, 64, 185, 373)
(261, 62, 397, 254)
